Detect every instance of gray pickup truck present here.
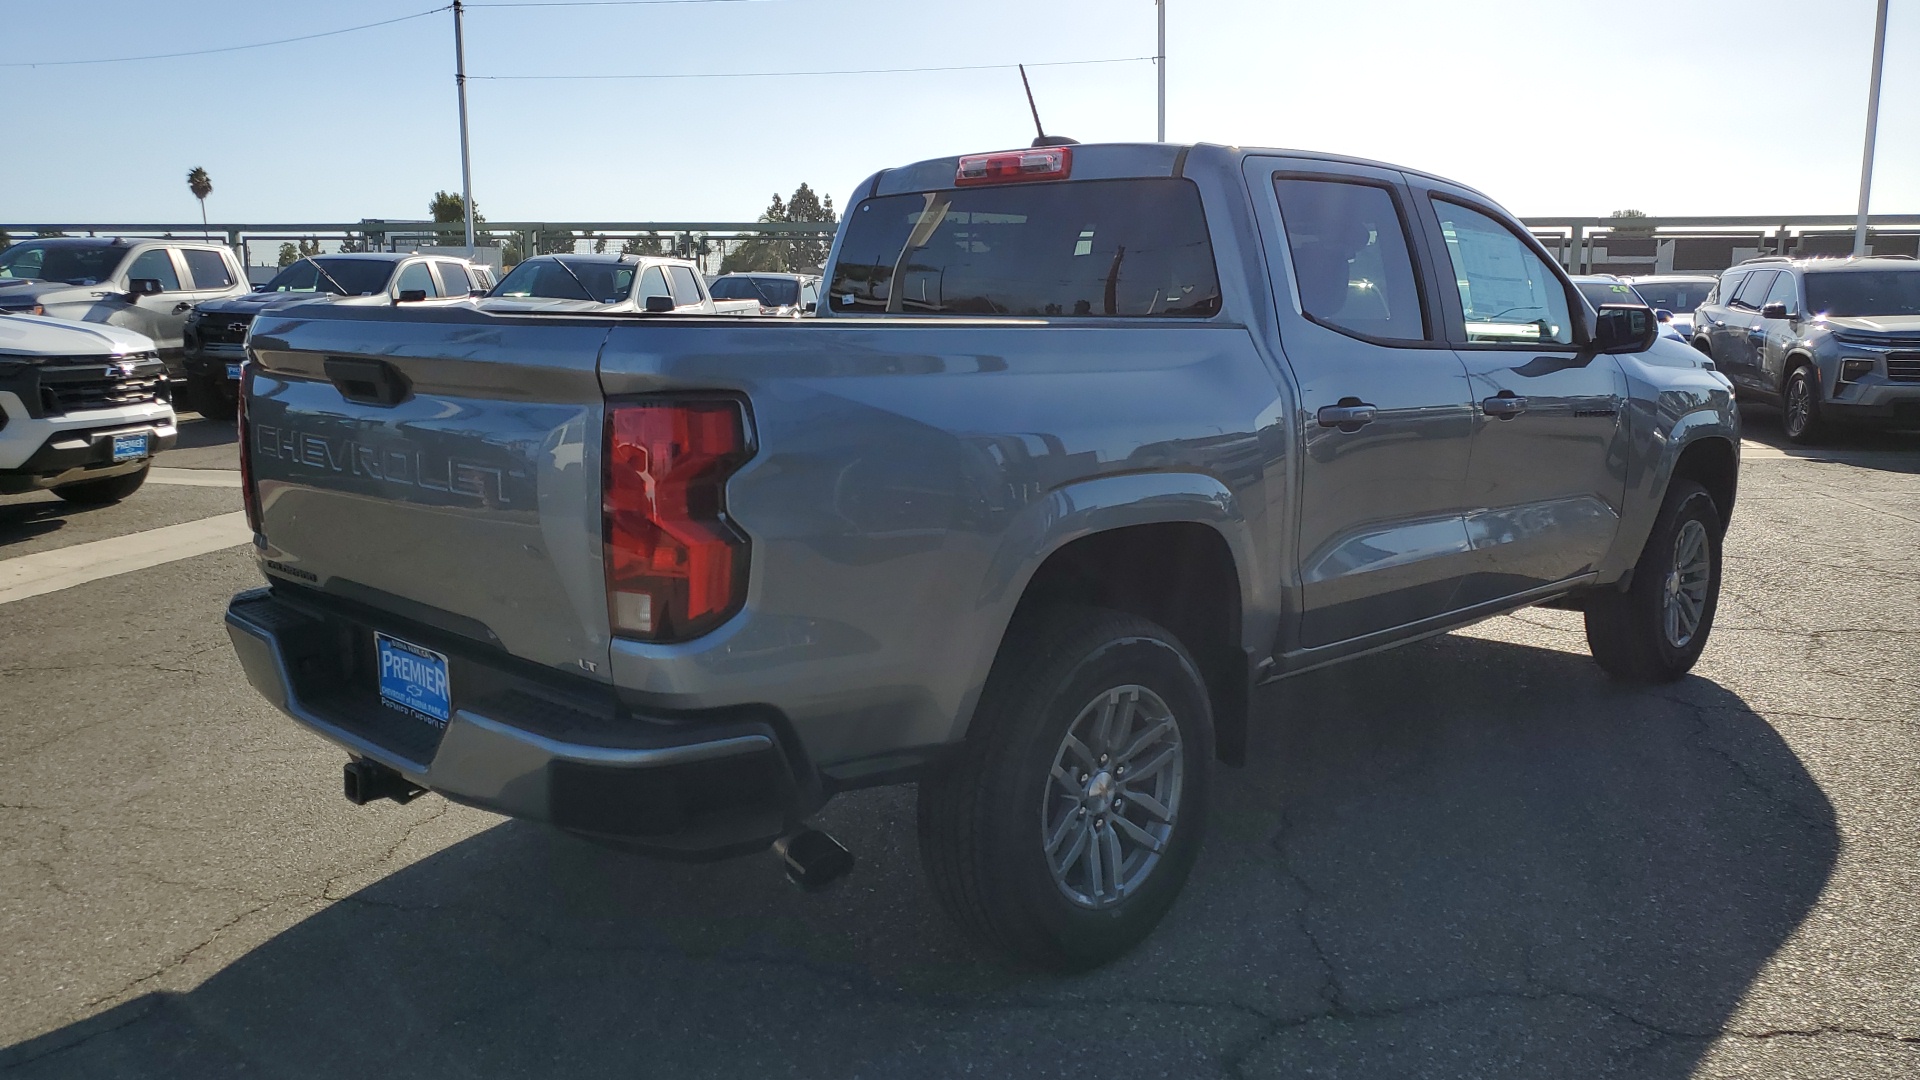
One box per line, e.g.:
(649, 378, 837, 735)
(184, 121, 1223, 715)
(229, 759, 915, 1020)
(224, 142, 1739, 968)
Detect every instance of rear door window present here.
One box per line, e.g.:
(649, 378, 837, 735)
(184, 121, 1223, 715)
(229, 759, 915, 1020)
(125, 248, 182, 292)
(667, 265, 703, 306)
(829, 177, 1221, 317)
(434, 261, 473, 295)
(1275, 177, 1427, 341)
(1731, 270, 1775, 310)
(182, 249, 235, 290)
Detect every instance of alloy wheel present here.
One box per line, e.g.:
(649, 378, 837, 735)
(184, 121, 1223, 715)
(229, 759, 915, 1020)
(1663, 518, 1712, 648)
(1041, 685, 1184, 909)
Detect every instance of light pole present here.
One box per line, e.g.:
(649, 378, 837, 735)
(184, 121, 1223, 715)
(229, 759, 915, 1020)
(1853, 0, 1889, 257)
(453, 0, 476, 251)
(1156, 0, 1166, 141)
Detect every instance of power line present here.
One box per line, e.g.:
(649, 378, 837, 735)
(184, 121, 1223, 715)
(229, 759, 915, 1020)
(467, 1, 785, 6)
(471, 55, 1156, 81)
(0, 6, 451, 68)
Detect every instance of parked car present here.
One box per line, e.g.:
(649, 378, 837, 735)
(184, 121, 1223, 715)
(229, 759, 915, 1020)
(478, 254, 757, 315)
(225, 141, 1739, 969)
(183, 252, 496, 419)
(1691, 256, 1920, 442)
(0, 237, 250, 387)
(709, 272, 821, 316)
(1624, 274, 1716, 340)
(0, 311, 174, 502)
(1570, 275, 1686, 343)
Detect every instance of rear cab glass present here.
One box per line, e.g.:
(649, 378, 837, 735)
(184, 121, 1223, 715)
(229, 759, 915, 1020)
(828, 177, 1221, 317)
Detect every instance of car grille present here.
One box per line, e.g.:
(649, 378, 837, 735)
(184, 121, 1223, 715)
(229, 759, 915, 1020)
(198, 313, 254, 346)
(1887, 354, 1920, 381)
(35, 354, 168, 415)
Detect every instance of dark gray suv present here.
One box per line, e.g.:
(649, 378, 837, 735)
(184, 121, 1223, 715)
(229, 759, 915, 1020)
(1691, 256, 1920, 442)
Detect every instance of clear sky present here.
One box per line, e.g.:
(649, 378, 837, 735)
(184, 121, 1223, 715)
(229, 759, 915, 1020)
(6, 0, 1915, 226)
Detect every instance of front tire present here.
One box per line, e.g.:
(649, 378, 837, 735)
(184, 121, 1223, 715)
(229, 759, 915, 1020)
(52, 465, 150, 505)
(1781, 364, 1826, 445)
(1584, 479, 1722, 683)
(917, 606, 1213, 970)
(189, 372, 237, 421)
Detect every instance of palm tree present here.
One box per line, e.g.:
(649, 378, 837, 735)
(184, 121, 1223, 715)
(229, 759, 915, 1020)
(186, 167, 212, 239)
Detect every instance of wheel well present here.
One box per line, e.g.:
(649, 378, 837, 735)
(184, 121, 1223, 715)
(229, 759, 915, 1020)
(1779, 350, 1816, 393)
(1691, 337, 1712, 357)
(1671, 438, 1738, 532)
(1011, 523, 1248, 766)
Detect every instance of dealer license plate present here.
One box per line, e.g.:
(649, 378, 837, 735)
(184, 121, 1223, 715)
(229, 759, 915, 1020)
(111, 432, 149, 462)
(375, 632, 452, 726)
(226, 362, 242, 380)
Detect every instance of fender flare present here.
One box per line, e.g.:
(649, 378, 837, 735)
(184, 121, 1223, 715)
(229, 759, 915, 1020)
(947, 471, 1257, 741)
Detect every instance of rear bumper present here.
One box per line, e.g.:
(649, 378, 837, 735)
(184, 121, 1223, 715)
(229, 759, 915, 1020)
(224, 586, 822, 857)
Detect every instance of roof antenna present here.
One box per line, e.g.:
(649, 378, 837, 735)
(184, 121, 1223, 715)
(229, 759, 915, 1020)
(1019, 64, 1078, 148)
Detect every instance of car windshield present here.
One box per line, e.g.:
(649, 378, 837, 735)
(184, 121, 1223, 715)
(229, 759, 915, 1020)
(1804, 270, 1920, 318)
(1575, 280, 1647, 309)
(265, 258, 397, 296)
(489, 258, 633, 304)
(0, 241, 126, 285)
(711, 276, 800, 306)
(1629, 280, 1713, 314)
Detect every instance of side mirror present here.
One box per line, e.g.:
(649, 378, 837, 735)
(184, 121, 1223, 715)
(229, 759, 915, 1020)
(1654, 308, 1674, 323)
(1760, 301, 1789, 319)
(643, 295, 675, 313)
(127, 278, 164, 298)
(468, 288, 487, 298)
(252, 282, 273, 292)
(1593, 303, 1658, 354)
(395, 289, 429, 304)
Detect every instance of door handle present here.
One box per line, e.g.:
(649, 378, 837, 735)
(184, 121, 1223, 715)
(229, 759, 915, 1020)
(172, 302, 193, 314)
(1316, 399, 1377, 431)
(1482, 392, 1528, 418)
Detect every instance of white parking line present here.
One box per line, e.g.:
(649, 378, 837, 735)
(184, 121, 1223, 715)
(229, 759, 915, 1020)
(0, 512, 252, 606)
(150, 468, 242, 488)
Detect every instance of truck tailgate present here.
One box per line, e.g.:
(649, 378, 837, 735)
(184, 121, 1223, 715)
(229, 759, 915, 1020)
(244, 305, 612, 677)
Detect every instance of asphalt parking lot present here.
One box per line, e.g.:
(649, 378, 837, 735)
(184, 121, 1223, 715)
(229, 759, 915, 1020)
(2, 409, 1916, 1079)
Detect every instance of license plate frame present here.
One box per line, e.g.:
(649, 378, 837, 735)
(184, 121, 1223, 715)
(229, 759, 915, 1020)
(110, 432, 149, 462)
(375, 632, 453, 727)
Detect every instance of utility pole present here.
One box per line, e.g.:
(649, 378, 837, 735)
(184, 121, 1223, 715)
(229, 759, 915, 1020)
(453, 0, 476, 250)
(1156, 0, 1166, 141)
(1853, 0, 1888, 257)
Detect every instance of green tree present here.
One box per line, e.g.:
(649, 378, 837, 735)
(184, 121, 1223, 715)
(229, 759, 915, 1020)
(277, 242, 299, 267)
(721, 183, 837, 274)
(621, 233, 666, 257)
(187, 167, 213, 238)
(537, 228, 579, 255)
(1608, 209, 1654, 237)
(0, 230, 11, 251)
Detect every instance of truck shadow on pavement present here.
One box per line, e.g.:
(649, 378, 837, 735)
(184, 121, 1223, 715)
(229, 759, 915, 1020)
(5, 633, 1838, 1079)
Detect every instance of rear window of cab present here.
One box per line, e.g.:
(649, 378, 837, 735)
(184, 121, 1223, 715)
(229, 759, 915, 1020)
(828, 177, 1222, 318)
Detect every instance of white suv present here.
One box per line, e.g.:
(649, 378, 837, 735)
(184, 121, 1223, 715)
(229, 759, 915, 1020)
(0, 312, 175, 502)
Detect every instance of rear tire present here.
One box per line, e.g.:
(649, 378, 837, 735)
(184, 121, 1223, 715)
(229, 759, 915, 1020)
(52, 465, 150, 505)
(1781, 363, 1825, 445)
(917, 606, 1213, 970)
(1584, 479, 1722, 683)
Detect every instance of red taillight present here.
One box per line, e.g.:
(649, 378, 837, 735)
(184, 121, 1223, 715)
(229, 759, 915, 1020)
(236, 363, 261, 535)
(604, 399, 752, 642)
(955, 146, 1072, 186)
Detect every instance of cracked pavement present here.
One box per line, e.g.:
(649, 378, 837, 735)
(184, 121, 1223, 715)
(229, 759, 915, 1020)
(2, 416, 1917, 1078)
